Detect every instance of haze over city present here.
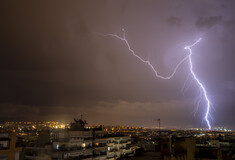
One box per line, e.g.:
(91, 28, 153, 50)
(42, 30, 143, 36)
(1, 0, 235, 129)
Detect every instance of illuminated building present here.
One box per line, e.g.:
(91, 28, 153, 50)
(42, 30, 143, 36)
(106, 136, 133, 159)
(52, 118, 135, 159)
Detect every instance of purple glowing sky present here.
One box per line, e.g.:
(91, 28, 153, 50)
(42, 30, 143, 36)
(0, 1, 235, 128)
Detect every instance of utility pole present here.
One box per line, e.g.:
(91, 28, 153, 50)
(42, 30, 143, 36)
(158, 118, 161, 135)
(154, 118, 161, 135)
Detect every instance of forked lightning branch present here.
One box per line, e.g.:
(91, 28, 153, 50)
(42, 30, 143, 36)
(100, 29, 211, 129)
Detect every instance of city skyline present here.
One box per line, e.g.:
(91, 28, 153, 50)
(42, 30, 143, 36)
(0, 1, 235, 128)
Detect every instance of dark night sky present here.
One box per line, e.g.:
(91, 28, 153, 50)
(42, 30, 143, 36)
(0, 1, 235, 128)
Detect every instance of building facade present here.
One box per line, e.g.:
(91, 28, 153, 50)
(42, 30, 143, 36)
(0, 133, 22, 160)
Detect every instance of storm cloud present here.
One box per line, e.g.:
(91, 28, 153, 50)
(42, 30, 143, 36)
(196, 16, 222, 28)
(0, 0, 235, 128)
(166, 17, 181, 27)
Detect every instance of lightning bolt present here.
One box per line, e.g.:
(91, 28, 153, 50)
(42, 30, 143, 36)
(184, 40, 211, 129)
(100, 29, 211, 129)
(101, 29, 189, 79)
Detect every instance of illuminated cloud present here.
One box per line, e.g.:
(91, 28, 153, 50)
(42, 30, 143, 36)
(196, 16, 222, 28)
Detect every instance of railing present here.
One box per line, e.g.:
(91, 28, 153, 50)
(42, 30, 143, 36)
(95, 144, 107, 147)
(55, 145, 93, 152)
(53, 138, 69, 142)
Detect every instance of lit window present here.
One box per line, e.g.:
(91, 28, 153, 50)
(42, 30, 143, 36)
(82, 143, 86, 148)
(56, 144, 59, 150)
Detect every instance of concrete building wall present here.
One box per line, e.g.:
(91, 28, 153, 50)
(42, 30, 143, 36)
(0, 133, 22, 160)
(174, 137, 196, 160)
